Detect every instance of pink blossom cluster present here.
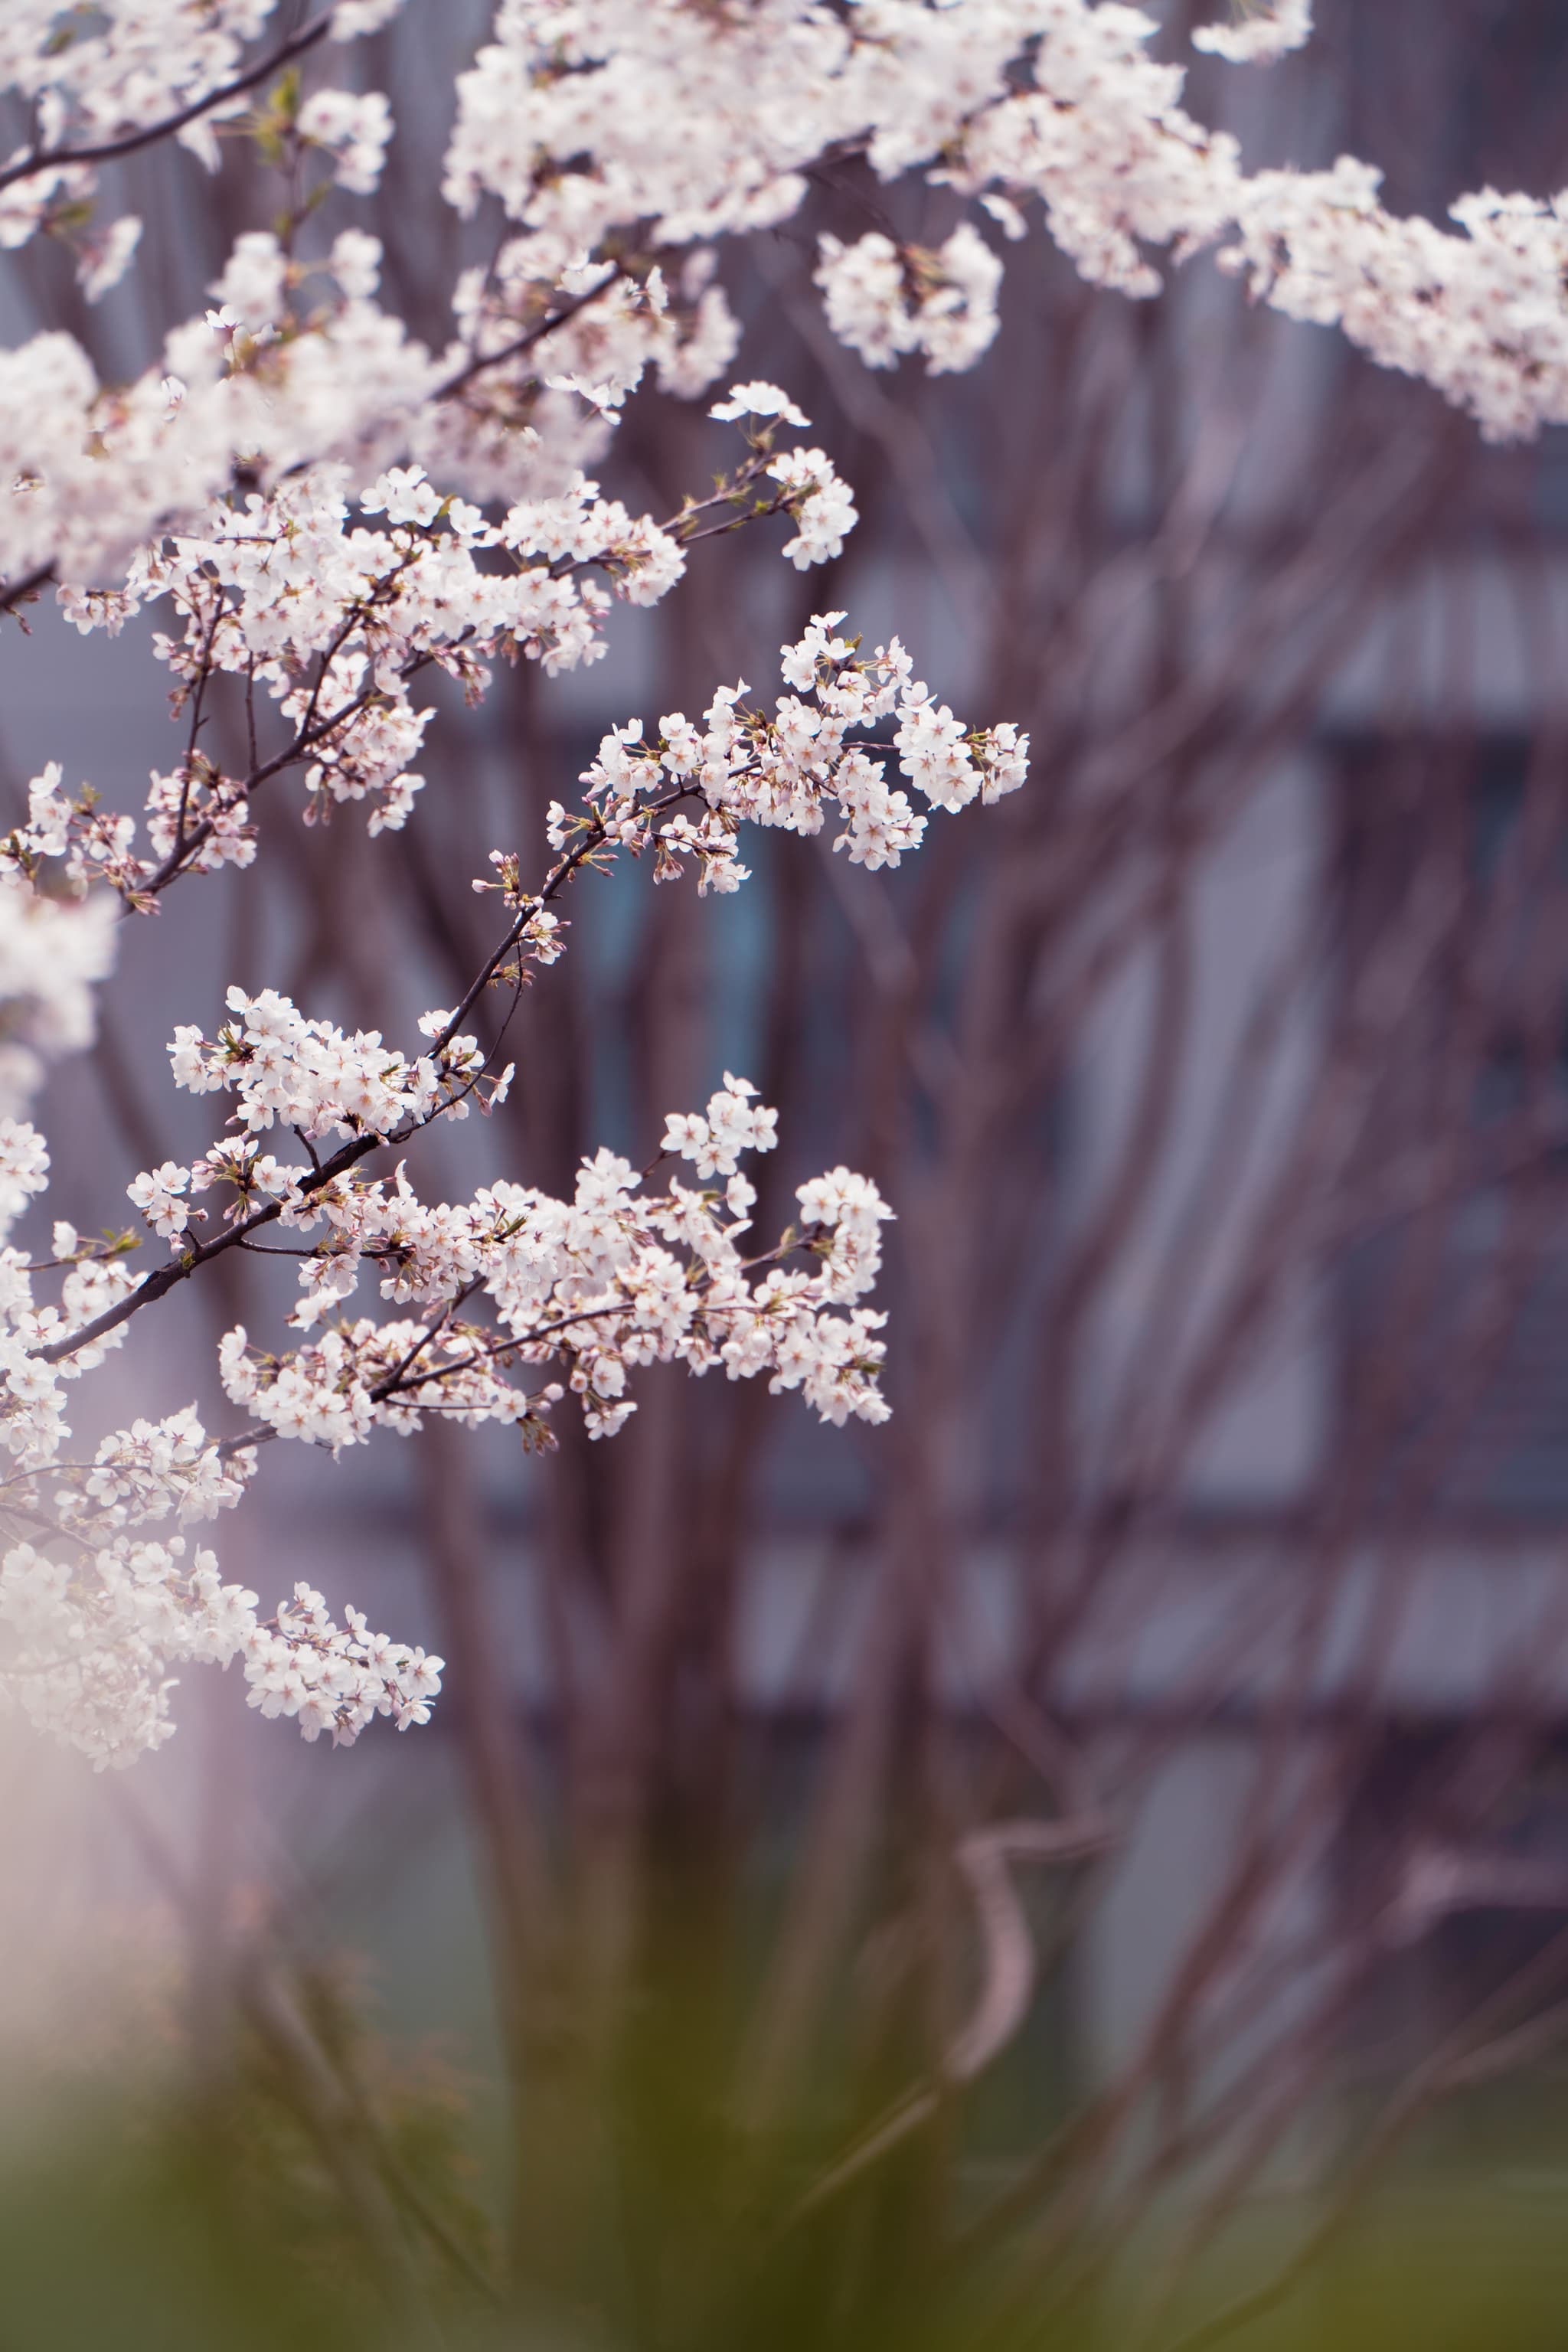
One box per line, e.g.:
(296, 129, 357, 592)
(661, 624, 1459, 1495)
(554, 606, 1029, 891)
(212, 1072, 893, 1449)
(0, 1532, 434, 1768)
(0, 0, 1563, 622)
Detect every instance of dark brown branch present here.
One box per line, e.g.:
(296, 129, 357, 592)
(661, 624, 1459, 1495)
(0, 564, 53, 618)
(0, 8, 337, 195)
(32, 780, 697, 1367)
(433, 260, 631, 403)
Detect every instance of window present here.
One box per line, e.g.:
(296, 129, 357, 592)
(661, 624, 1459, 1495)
(1334, 731, 1568, 1520)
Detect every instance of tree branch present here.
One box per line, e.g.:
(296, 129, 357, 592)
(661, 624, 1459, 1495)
(0, 8, 338, 195)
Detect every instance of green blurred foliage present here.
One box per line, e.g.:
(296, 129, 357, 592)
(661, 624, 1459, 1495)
(5, 1928, 1568, 2352)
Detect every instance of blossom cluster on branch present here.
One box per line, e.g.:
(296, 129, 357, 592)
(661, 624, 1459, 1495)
(4, 397, 853, 903)
(555, 607, 1028, 893)
(0, 544, 1019, 1762)
(0, 1129, 433, 1764)
(0, 0, 1556, 1771)
(1, 0, 1563, 611)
